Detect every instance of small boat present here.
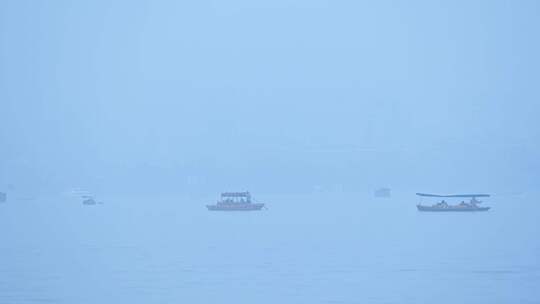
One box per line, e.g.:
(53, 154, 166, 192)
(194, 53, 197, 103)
(0, 192, 6, 203)
(207, 192, 265, 211)
(416, 193, 491, 212)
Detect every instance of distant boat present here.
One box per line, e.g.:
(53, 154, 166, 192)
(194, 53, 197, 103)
(207, 192, 265, 211)
(416, 193, 491, 212)
(0, 192, 6, 203)
(374, 188, 391, 198)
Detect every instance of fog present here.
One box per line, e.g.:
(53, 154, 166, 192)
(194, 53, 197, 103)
(1, 1, 539, 303)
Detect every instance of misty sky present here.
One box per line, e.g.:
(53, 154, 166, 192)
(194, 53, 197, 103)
(1, 0, 539, 194)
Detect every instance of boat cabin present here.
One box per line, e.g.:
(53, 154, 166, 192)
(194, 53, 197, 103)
(219, 192, 252, 204)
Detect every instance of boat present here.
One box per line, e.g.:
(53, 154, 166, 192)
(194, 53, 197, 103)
(0, 192, 6, 203)
(206, 192, 265, 211)
(416, 193, 491, 212)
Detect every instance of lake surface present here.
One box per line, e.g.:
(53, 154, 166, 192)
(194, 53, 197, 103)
(1, 191, 538, 303)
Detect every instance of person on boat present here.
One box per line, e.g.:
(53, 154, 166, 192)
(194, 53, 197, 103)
(436, 200, 448, 208)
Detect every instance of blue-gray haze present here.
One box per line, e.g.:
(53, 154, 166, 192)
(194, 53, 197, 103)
(1, 1, 539, 303)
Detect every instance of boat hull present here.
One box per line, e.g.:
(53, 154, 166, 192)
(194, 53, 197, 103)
(207, 203, 264, 211)
(417, 205, 490, 212)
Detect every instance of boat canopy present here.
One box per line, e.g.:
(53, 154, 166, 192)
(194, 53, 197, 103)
(416, 193, 490, 198)
(221, 192, 251, 198)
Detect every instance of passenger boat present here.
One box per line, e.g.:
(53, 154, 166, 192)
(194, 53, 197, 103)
(416, 193, 491, 212)
(206, 192, 264, 211)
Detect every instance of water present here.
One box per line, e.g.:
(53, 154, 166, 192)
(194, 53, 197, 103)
(1, 192, 538, 303)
